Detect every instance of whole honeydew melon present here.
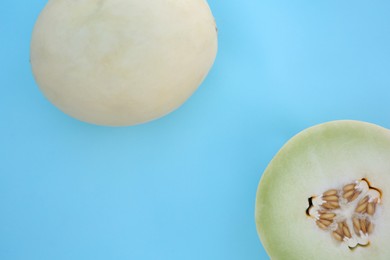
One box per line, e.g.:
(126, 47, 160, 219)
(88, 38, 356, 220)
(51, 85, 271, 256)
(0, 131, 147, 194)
(31, 0, 217, 126)
(255, 120, 390, 259)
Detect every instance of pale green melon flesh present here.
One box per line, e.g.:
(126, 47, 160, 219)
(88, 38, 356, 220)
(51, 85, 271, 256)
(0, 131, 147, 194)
(255, 120, 390, 260)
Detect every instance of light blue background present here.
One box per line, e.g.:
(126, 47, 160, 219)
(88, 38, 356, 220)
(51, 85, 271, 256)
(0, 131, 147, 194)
(1, 1, 390, 259)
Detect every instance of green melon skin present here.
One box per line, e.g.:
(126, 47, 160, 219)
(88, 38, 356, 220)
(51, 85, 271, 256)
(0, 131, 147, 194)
(255, 120, 390, 260)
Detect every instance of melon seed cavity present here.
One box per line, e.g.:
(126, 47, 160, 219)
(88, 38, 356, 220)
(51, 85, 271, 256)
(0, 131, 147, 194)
(306, 179, 382, 249)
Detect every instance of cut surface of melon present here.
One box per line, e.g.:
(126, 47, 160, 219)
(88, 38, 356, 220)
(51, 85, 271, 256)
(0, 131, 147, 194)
(31, 0, 217, 126)
(255, 120, 390, 260)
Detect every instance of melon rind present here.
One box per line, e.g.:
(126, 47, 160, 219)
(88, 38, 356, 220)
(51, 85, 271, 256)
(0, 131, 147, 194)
(31, 0, 218, 126)
(255, 120, 390, 260)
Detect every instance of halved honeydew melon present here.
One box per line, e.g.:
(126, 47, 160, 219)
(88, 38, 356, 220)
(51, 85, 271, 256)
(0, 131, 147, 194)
(255, 120, 390, 259)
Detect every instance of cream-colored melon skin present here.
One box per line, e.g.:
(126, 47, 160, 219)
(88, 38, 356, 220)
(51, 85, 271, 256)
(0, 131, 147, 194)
(255, 121, 390, 260)
(31, 0, 217, 126)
